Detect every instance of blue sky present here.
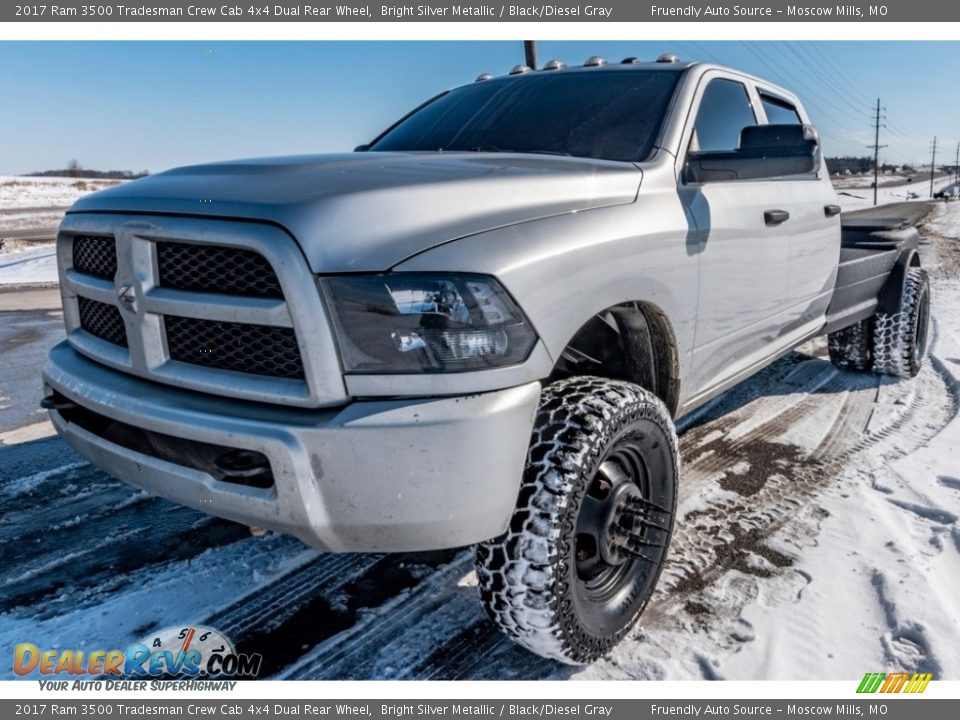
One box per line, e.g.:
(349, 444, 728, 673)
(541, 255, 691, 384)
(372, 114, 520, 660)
(1, 41, 958, 175)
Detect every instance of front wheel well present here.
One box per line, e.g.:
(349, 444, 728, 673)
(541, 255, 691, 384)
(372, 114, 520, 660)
(550, 302, 681, 417)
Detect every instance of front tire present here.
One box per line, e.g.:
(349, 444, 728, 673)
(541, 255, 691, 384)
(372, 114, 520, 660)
(475, 376, 679, 664)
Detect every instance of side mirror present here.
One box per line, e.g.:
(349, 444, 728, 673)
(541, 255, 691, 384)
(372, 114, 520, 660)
(684, 124, 821, 184)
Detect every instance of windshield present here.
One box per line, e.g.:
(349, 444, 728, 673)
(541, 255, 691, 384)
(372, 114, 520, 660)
(368, 69, 683, 163)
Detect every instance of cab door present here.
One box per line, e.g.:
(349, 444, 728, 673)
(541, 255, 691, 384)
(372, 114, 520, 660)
(677, 74, 790, 396)
(755, 90, 841, 335)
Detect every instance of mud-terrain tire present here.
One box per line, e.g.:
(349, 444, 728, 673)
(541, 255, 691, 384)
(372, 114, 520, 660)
(475, 376, 679, 665)
(828, 319, 874, 372)
(873, 267, 931, 378)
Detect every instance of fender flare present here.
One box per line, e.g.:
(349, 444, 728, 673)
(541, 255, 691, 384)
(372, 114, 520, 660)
(877, 246, 922, 315)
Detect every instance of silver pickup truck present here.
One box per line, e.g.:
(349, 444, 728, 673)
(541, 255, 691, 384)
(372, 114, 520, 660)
(42, 55, 931, 664)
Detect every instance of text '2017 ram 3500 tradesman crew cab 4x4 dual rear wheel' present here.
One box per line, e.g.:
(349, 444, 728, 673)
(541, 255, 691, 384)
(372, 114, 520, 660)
(42, 55, 931, 665)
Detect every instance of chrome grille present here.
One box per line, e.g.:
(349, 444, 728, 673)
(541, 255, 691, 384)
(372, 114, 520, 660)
(73, 235, 117, 280)
(165, 316, 304, 379)
(77, 297, 128, 347)
(58, 214, 347, 408)
(157, 242, 283, 298)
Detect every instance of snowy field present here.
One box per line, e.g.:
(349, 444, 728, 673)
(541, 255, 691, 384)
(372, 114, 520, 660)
(834, 174, 957, 211)
(0, 176, 121, 211)
(0, 187, 958, 682)
(0, 244, 58, 287)
(0, 176, 124, 288)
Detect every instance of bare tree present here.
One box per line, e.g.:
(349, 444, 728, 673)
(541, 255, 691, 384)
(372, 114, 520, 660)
(67, 159, 82, 178)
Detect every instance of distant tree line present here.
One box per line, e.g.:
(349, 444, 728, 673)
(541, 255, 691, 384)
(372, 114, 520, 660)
(826, 156, 915, 175)
(24, 160, 149, 180)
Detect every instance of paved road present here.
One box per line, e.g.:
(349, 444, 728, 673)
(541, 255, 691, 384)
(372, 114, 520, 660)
(0, 228, 58, 242)
(843, 200, 936, 228)
(0, 205, 69, 215)
(0, 288, 63, 434)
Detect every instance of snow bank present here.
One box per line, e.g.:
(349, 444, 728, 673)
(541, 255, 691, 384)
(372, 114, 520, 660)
(0, 243, 58, 287)
(834, 175, 957, 211)
(0, 176, 122, 211)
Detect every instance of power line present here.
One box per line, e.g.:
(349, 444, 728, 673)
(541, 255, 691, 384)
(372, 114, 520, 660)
(741, 41, 861, 132)
(801, 42, 875, 108)
(779, 42, 872, 118)
(683, 40, 724, 65)
(758, 43, 872, 127)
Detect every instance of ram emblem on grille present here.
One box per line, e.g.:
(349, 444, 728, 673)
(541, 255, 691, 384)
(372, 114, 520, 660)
(117, 283, 137, 313)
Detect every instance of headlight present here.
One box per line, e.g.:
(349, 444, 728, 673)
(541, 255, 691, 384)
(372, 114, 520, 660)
(320, 273, 537, 374)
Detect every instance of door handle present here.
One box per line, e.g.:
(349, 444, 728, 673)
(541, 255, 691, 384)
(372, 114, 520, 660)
(764, 209, 790, 226)
(824, 204, 842, 217)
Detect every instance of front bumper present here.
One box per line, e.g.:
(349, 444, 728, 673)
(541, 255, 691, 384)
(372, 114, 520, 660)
(43, 342, 540, 551)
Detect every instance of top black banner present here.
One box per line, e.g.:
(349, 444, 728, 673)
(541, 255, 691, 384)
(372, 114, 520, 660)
(4, 1, 954, 22)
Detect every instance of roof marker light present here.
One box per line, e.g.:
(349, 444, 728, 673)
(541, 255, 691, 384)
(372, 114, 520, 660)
(475, 73, 494, 82)
(509, 64, 531, 75)
(543, 59, 566, 70)
(584, 56, 607, 67)
(621, 57, 641, 64)
(657, 53, 680, 64)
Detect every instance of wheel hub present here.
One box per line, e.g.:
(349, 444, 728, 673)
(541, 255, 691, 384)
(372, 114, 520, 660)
(598, 483, 644, 566)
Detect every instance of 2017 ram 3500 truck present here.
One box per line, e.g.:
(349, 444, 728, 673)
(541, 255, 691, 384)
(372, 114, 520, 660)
(42, 56, 931, 664)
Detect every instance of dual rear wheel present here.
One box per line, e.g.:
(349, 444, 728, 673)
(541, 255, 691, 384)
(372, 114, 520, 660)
(828, 266, 931, 378)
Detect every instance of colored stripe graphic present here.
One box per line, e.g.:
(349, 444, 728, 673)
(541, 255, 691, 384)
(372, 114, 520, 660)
(856, 672, 933, 693)
(892, 673, 910, 693)
(857, 673, 884, 693)
(906, 673, 934, 693)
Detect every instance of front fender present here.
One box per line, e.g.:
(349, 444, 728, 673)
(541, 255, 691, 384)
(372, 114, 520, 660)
(394, 189, 698, 404)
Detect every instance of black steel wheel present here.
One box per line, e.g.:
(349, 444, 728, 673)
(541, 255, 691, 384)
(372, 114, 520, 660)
(475, 376, 679, 664)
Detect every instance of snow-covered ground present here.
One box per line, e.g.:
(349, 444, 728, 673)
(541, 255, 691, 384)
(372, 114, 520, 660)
(0, 176, 121, 211)
(834, 175, 957, 211)
(830, 173, 940, 190)
(0, 244, 58, 287)
(0, 176, 126, 287)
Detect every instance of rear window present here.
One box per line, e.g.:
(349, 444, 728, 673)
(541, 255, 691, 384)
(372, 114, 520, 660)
(369, 70, 683, 163)
(760, 94, 803, 125)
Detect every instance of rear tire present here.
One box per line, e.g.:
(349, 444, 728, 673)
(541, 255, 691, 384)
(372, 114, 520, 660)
(475, 376, 679, 665)
(828, 318, 874, 372)
(873, 267, 931, 378)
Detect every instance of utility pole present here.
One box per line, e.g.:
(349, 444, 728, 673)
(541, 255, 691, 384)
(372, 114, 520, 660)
(954, 141, 959, 188)
(930, 136, 938, 199)
(867, 99, 887, 207)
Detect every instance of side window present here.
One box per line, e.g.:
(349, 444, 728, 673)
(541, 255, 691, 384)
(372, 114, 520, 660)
(760, 94, 802, 125)
(691, 79, 757, 153)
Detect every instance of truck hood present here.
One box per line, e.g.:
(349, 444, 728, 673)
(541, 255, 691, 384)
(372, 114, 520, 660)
(68, 153, 642, 272)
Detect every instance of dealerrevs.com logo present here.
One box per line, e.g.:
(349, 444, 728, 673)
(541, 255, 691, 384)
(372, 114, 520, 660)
(856, 672, 934, 694)
(14, 625, 262, 679)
